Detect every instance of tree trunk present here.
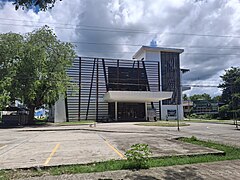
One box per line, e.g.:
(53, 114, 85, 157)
(28, 105, 35, 125)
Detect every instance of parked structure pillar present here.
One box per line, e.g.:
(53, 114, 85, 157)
(145, 102, 148, 121)
(115, 101, 118, 121)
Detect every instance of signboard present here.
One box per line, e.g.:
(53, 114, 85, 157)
(167, 110, 176, 117)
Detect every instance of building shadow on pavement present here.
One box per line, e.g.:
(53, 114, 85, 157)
(123, 166, 203, 180)
(124, 174, 160, 180)
(163, 166, 204, 180)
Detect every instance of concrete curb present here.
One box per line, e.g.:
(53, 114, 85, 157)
(0, 149, 225, 171)
(18, 127, 148, 134)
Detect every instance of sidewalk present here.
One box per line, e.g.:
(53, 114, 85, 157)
(22, 160, 240, 180)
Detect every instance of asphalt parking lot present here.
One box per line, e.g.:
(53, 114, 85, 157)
(0, 122, 239, 170)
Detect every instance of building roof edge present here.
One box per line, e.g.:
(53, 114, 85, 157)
(133, 46, 184, 59)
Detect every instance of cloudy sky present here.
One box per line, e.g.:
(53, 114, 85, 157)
(0, 0, 240, 97)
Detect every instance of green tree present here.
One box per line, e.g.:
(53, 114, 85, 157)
(183, 94, 188, 101)
(189, 93, 211, 101)
(0, 33, 24, 110)
(219, 67, 240, 119)
(218, 104, 231, 120)
(13, 0, 62, 11)
(212, 95, 221, 102)
(0, 80, 11, 110)
(1, 26, 76, 124)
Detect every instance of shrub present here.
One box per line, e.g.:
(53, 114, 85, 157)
(125, 143, 151, 169)
(189, 136, 197, 141)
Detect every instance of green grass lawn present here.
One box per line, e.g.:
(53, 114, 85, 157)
(34, 119, 48, 125)
(183, 118, 235, 124)
(1, 137, 240, 179)
(135, 121, 190, 127)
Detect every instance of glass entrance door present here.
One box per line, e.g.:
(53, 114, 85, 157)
(117, 103, 145, 121)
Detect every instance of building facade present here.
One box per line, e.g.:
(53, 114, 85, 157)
(52, 46, 187, 122)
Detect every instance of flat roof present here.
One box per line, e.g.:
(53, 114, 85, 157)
(103, 91, 173, 103)
(133, 46, 184, 59)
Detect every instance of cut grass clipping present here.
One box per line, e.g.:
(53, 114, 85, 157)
(1, 137, 240, 180)
(136, 121, 190, 127)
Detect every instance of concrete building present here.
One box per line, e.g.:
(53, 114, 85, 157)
(51, 46, 188, 122)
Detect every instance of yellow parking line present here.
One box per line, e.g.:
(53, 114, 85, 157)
(104, 140, 125, 159)
(44, 143, 60, 166)
(0, 145, 7, 150)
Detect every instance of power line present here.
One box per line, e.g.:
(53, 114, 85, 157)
(183, 52, 240, 56)
(1, 37, 240, 51)
(1, 21, 240, 50)
(2, 76, 232, 88)
(69, 41, 240, 50)
(0, 40, 239, 56)
(77, 50, 240, 56)
(0, 17, 76, 26)
(1, 26, 240, 56)
(1, 21, 240, 38)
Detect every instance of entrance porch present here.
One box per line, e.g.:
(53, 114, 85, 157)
(103, 91, 173, 121)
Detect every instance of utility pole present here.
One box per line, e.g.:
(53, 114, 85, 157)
(231, 80, 237, 127)
(188, 99, 191, 121)
(175, 68, 180, 131)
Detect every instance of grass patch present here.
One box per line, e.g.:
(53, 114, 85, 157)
(1, 137, 240, 179)
(183, 119, 234, 124)
(135, 121, 190, 127)
(0, 170, 8, 180)
(58, 120, 95, 126)
(179, 136, 240, 161)
(34, 118, 48, 125)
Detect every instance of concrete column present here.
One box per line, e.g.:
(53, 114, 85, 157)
(115, 101, 118, 121)
(54, 95, 66, 123)
(145, 102, 148, 121)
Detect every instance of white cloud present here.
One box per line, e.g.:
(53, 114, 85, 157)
(1, 0, 240, 96)
(0, 0, 80, 41)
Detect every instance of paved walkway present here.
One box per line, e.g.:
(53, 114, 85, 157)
(22, 160, 240, 180)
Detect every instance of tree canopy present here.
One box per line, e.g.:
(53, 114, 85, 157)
(219, 67, 240, 119)
(0, 33, 23, 110)
(0, 26, 76, 123)
(189, 93, 212, 101)
(13, 0, 61, 11)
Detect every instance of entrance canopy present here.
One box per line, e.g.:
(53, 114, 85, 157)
(103, 91, 173, 103)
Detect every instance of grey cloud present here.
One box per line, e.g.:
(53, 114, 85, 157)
(1, 0, 240, 96)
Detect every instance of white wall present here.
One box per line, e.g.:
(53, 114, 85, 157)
(161, 104, 184, 120)
(145, 51, 160, 61)
(133, 50, 145, 60)
(54, 95, 67, 123)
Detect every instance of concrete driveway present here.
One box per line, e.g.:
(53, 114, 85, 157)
(0, 122, 238, 170)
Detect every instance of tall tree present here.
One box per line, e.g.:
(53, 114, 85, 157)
(189, 93, 211, 101)
(182, 94, 188, 101)
(0, 33, 23, 110)
(1, 26, 76, 124)
(219, 67, 240, 119)
(13, 0, 61, 11)
(212, 95, 221, 102)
